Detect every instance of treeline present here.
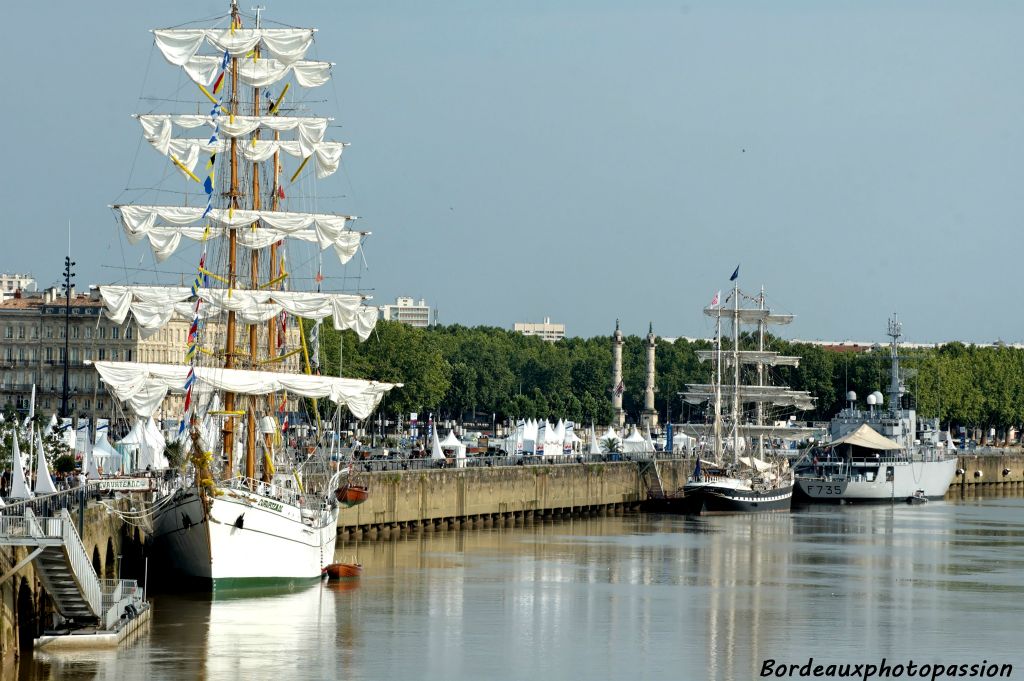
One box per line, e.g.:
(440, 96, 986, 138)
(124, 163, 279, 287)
(315, 322, 1024, 438)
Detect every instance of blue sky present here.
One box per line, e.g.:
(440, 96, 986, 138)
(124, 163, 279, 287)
(2, 1, 1022, 344)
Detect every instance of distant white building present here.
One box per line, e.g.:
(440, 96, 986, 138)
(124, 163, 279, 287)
(1, 273, 36, 300)
(379, 296, 432, 327)
(514, 317, 565, 342)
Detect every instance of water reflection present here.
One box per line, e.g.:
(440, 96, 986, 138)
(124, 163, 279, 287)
(17, 499, 1024, 681)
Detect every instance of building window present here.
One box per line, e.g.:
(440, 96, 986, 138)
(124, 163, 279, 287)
(98, 327, 106, 340)
(111, 349, 119, 361)
(17, 325, 24, 339)
(5, 348, 12, 361)
(125, 326, 133, 340)
(72, 326, 79, 339)
(98, 349, 105, 360)
(31, 326, 38, 339)
(84, 327, 92, 339)
(46, 327, 53, 339)
(126, 349, 133, 361)
(112, 327, 120, 340)
(45, 347, 53, 361)
(4, 326, 10, 339)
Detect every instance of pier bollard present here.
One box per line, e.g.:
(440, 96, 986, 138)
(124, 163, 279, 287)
(380, 525, 391, 540)
(368, 526, 379, 540)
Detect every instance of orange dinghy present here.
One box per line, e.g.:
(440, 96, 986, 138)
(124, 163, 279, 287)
(324, 562, 363, 579)
(335, 483, 369, 507)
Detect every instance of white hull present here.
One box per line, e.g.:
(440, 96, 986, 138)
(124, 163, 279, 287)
(152, 486, 339, 583)
(796, 457, 957, 502)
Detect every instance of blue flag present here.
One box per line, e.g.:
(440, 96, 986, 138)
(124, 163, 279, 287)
(665, 422, 673, 454)
(730, 265, 740, 281)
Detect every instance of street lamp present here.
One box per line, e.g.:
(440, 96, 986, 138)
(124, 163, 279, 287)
(61, 255, 75, 419)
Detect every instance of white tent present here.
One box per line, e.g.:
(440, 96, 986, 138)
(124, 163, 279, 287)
(9, 432, 33, 500)
(33, 429, 58, 495)
(441, 430, 467, 468)
(430, 428, 445, 460)
(622, 426, 650, 454)
(83, 445, 102, 480)
(564, 423, 581, 449)
(93, 433, 124, 475)
(643, 426, 656, 453)
(599, 427, 620, 453)
(119, 417, 169, 471)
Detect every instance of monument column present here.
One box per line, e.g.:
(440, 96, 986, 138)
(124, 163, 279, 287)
(611, 320, 625, 430)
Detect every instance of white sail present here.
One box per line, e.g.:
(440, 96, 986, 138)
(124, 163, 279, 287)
(115, 204, 355, 234)
(141, 135, 344, 179)
(182, 55, 332, 89)
(33, 429, 58, 495)
(695, 350, 801, 367)
(138, 114, 330, 155)
(154, 28, 316, 66)
(99, 285, 378, 341)
(9, 432, 33, 500)
(91, 361, 399, 420)
(703, 307, 794, 325)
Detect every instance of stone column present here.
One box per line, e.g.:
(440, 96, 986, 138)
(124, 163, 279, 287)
(641, 322, 658, 430)
(611, 320, 625, 429)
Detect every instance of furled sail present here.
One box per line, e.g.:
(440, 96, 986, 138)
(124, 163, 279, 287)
(695, 350, 801, 367)
(140, 129, 344, 179)
(682, 384, 816, 410)
(154, 28, 316, 66)
(91, 361, 399, 420)
(703, 307, 794, 325)
(113, 205, 363, 263)
(181, 55, 331, 89)
(138, 114, 330, 149)
(122, 224, 363, 265)
(99, 285, 378, 341)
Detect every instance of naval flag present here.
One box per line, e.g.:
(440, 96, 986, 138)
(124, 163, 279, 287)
(730, 264, 740, 281)
(710, 290, 720, 308)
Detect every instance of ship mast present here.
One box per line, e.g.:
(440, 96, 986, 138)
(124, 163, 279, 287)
(756, 285, 765, 457)
(221, 0, 242, 480)
(731, 280, 741, 465)
(887, 313, 902, 416)
(713, 311, 722, 461)
(246, 6, 263, 484)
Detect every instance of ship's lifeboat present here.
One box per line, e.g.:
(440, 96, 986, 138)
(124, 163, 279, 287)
(335, 483, 369, 507)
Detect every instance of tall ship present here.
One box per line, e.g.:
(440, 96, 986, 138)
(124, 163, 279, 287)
(91, 2, 398, 584)
(793, 316, 957, 503)
(646, 275, 820, 514)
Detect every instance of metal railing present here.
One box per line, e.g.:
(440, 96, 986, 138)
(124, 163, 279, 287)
(340, 449, 692, 473)
(100, 579, 143, 630)
(52, 508, 102, 616)
(0, 482, 101, 519)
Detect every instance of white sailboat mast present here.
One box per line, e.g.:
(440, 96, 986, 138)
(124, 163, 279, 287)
(731, 281, 741, 464)
(713, 313, 722, 461)
(756, 285, 765, 457)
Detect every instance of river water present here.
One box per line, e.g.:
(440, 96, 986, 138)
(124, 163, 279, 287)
(18, 495, 1024, 681)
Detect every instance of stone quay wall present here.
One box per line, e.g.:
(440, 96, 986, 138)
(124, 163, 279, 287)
(338, 453, 1024, 538)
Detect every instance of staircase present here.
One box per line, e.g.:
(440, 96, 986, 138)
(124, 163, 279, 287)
(638, 460, 665, 497)
(0, 507, 102, 620)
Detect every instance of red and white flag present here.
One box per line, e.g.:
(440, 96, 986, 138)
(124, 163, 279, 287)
(710, 290, 721, 307)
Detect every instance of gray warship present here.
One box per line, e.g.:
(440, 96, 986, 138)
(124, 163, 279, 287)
(793, 315, 958, 503)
